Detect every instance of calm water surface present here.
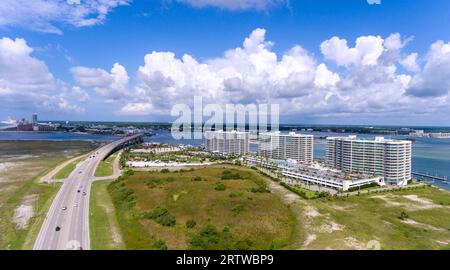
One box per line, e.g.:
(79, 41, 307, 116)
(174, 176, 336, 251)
(1, 130, 449, 190)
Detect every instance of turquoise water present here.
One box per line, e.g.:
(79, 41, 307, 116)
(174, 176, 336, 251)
(1, 130, 449, 190)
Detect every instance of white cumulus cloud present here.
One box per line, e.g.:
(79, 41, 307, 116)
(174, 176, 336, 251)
(175, 0, 287, 11)
(0, 0, 130, 34)
(71, 63, 130, 101)
(0, 37, 84, 114)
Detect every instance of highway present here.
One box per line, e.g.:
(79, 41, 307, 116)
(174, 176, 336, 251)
(33, 134, 142, 250)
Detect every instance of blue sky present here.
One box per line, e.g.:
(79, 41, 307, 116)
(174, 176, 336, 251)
(1, 0, 450, 125)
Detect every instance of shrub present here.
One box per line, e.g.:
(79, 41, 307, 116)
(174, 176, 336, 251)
(250, 186, 270, 193)
(108, 182, 136, 209)
(232, 204, 245, 214)
(221, 170, 243, 180)
(124, 169, 135, 176)
(186, 219, 197, 229)
(143, 206, 176, 227)
(165, 177, 175, 182)
(160, 168, 170, 173)
(189, 224, 233, 249)
(229, 192, 243, 198)
(145, 177, 162, 188)
(214, 182, 226, 191)
(153, 240, 168, 250)
(189, 224, 251, 250)
(192, 176, 203, 181)
(399, 211, 409, 220)
(234, 239, 253, 250)
(347, 182, 379, 192)
(317, 192, 331, 198)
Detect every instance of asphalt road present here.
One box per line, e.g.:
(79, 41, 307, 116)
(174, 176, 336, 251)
(33, 135, 141, 250)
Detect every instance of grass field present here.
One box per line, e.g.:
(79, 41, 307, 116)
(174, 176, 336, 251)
(54, 160, 79, 180)
(90, 180, 125, 250)
(108, 165, 296, 250)
(95, 154, 116, 177)
(0, 140, 95, 249)
(293, 186, 450, 250)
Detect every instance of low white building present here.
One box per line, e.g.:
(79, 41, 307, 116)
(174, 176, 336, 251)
(245, 156, 384, 191)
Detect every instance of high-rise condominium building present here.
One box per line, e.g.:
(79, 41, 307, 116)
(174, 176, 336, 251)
(258, 132, 314, 163)
(204, 130, 249, 155)
(326, 136, 412, 185)
(32, 113, 38, 124)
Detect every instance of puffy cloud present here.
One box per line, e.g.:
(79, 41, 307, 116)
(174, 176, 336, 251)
(0, 0, 130, 34)
(0, 37, 83, 114)
(119, 102, 154, 116)
(0, 37, 54, 94)
(122, 28, 329, 115)
(175, 0, 287, 11)
(314, 64, 340, 88)
(407, 41, 450, 97)
(320, 35, 384, 66)
(59, 28, 450, 122)
(400, 53, 420, 73)
(71, 63, 130, 100)
(118, 29, 450, 118)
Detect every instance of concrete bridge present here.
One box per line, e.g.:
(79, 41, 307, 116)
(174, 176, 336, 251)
(34, 133, 144, 250)
(101, 133, 144, 160)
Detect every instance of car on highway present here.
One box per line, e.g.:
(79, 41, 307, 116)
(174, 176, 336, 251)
(74, 203, 78, 207)
(82, 192, 86, 196)
(62, 206, 67, 211)
(55, 226, 61, 231)
(77, 190, 80, 193)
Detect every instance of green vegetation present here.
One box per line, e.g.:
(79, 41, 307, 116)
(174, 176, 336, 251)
(232, 204, 245, 215)
(186, 219, 197, 229)
(221, 169, 243, 180)
(95, 154, 116, 177)
(152, 239, 168, 250)
(89, 180, 125, 250)
(346, 182, 379, 192)
(143, 207, 176, 227)
(280, 183, 320, 199)
(0, 140, 95, 249)
(250, 186, 270, 193)
(298, 187, 450, 250)
(214, 182, 227, 191)
(121, 148, 235, 167)
(54, 160, 79, 179)
(108, 165, 295, 250)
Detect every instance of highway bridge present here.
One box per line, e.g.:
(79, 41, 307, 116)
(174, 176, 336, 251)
(33, 134, 143, 250)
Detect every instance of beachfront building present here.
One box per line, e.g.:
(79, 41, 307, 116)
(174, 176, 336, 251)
(245, 156, 384, 191)
(326, 136, 412, 185)
(204, 130, 249, 155)
(258, 132, 314, 163)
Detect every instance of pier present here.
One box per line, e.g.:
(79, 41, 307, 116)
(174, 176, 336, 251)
(412, 172, 449, 184)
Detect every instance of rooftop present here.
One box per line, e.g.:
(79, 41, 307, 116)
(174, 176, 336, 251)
(326, 136, 411, 144)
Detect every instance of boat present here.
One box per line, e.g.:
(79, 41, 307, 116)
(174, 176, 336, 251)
(1, 117, 18, 125)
